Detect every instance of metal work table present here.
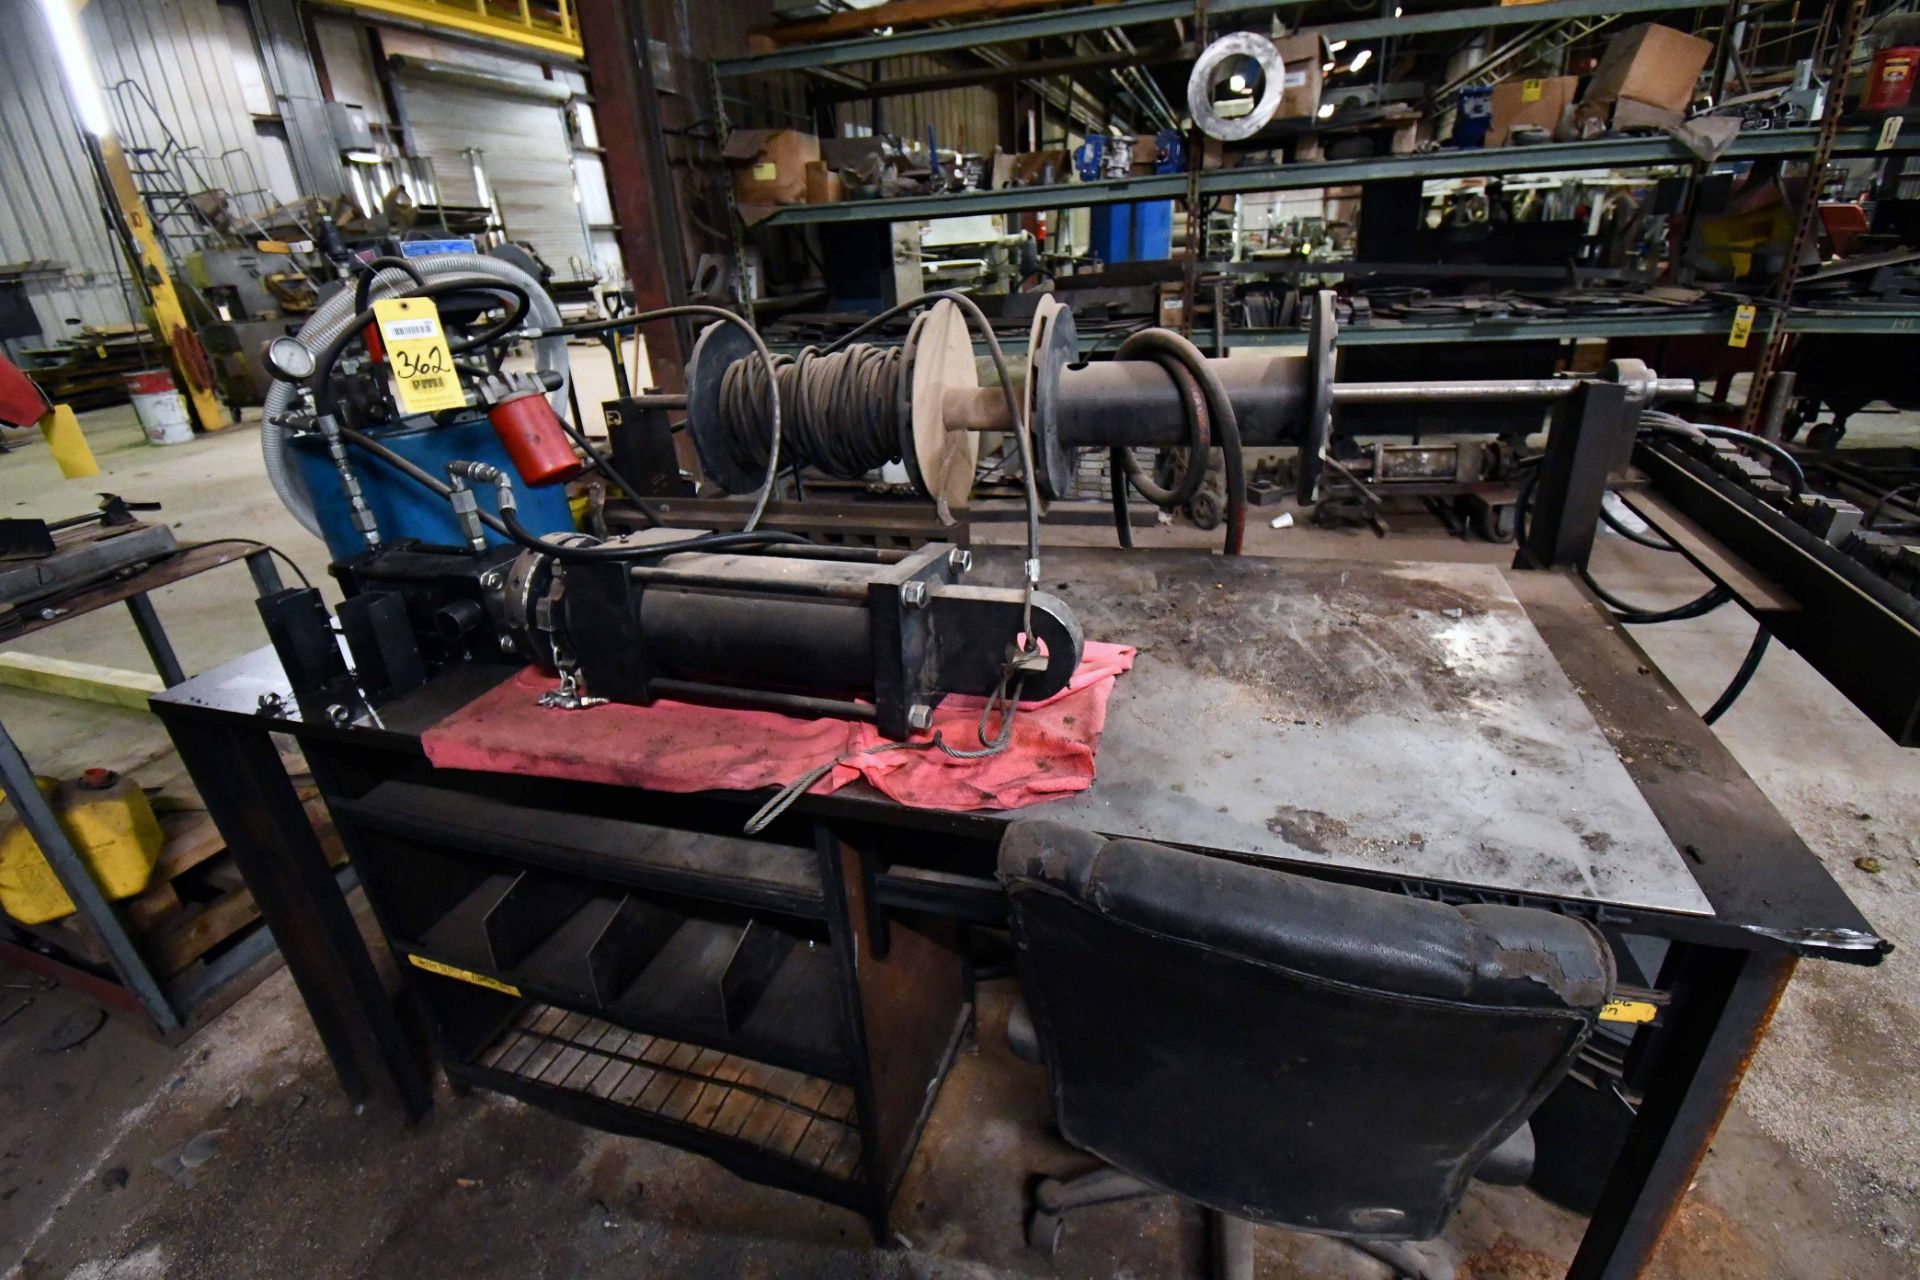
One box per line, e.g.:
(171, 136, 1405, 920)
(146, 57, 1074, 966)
(0, 538, 297, 1036)
(151, 546, 1882, 1279)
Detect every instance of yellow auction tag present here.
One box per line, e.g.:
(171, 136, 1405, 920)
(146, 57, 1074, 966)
(1878, 117, 1902, 151)
(373, 296, 466, 415)
(1522, 78, 1544, 103)
(1599, 998, 1659, 1025)
(1727, 303, 1756, 348)
(408, 953, 521, 996)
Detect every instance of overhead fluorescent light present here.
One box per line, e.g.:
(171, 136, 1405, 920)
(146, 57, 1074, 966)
(343, 149, 383, 165)
(38, 0, 111, 136)
(1349, 48, 1374, 72)
(1317, 102, 1335, 119)
(1327, 39, 1349, 53)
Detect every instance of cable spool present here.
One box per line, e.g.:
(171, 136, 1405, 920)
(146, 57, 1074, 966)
(908, 299, 981, 514)
(1026, 295, 1078, 502)
(686, 298, 985, 510)
(713, 341, 904, 483)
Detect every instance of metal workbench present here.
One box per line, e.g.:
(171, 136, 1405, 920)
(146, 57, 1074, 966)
(149, 546, 1883, 1279)
(0, 539, 300, 1036)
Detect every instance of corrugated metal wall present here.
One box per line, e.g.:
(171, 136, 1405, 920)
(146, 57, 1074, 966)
(0, 0, 132, 348)
(0, 0, 293, 351)
(86, 0, 295, 214)
(831, 56, 1000, 153)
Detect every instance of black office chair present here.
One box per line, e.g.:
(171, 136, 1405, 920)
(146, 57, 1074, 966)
(998, 821, 1615, 1280)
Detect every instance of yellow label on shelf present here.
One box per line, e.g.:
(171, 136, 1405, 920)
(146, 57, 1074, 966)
(372, 296, 466, 415)
(1522, 79, 1544, 103)
(751, 162, 778, 181)
(1878, 117, 1903, 151)
(1599, 998, 1659, 1025)
(408, 953, 521, 996)
(1728, 303, 1757, 348)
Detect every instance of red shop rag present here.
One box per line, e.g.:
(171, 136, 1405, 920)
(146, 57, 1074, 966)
(421, 641, 1136, 814)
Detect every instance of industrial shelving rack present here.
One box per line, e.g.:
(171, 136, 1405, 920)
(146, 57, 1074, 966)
(732, 129, 1917, 227)
(712, 0, 1919, 350)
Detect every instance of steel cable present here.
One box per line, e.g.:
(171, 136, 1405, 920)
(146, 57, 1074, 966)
(716, 342, 905, 482)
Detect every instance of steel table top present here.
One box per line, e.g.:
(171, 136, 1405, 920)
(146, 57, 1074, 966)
(154, 546, 1885, 957)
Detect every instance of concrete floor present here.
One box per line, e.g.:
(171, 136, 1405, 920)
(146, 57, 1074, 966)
(0, 371, 1917, 1280)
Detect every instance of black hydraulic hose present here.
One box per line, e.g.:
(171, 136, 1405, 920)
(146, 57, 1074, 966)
(339, 424, 801, 562)
(1584, 576, 1732, 623)
(1115, 348, 1210, 510)
(1703, 626, 1770, 725)
(1641, 417, 1807, 496)
(549, 410, 665, 528)
(353, 256, 427, 315)
(1600, 502, 1681, 552)
(1109, 449, 1135, 550)
(336, 425, 508, 538)
(1516, 463, 1728, 624)
(1114, 328, 1245, 555)
(311, 280, 531, 418)
(574, 304, 788, 534)
(498, 508, 807, 562)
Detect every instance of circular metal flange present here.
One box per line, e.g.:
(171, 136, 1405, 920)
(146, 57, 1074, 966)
(1026, 295, 1078, 502)
(1188, 32, 1286, 142)
(908, 299, 981, 513)
(1297, 288, 1339, 504)
(685, 319, 764, 494)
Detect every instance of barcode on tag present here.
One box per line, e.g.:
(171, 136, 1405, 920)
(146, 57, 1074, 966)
(384, 318, 437, 340)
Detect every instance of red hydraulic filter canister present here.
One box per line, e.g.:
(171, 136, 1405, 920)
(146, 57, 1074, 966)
(488, 389, 583, 486)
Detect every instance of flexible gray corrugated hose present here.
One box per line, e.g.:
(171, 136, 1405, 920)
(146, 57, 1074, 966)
(261, 252, 570, 538)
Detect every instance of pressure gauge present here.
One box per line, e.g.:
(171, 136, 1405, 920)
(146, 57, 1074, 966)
(264, 335, 317, 383)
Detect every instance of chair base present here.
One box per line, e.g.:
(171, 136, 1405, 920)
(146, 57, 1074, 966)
(1027, 1168, 1458, 1280)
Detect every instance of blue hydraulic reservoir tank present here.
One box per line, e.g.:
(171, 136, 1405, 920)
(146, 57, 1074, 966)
(290, 414, 577, 562)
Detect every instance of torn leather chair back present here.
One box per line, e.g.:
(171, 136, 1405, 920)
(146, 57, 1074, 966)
(998, 820, 1614, 1241)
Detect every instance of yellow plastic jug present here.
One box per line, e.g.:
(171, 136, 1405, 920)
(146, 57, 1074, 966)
(0, 770, 164, 925)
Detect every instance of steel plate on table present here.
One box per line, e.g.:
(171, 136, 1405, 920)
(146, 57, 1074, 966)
(1019, 551, 1712, 916)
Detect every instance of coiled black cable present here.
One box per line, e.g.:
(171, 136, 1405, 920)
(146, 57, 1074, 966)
(715, 342, 905, 481)
(1110, 328, 1246, 556)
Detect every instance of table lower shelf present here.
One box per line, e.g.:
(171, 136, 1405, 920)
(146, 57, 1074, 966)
(452, 1003, 867, 1206)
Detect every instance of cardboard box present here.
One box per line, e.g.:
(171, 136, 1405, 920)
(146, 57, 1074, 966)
(1157, 283, 1187, 327)
(1001, 149, 1072, 187)
(1487, 75, 1579, 147)
(804, 160, 843, 204)
(1583, 24, 1712, 115)
(723, 129, 820, 206)
(1573, 95, 1684, 136)
(1273, 31, 1328, 121)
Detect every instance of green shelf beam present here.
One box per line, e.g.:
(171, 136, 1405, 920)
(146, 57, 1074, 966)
(765, 310, 1920, 357)
(716, 0, 1725, 77)
(754, 128, 1917, 227)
